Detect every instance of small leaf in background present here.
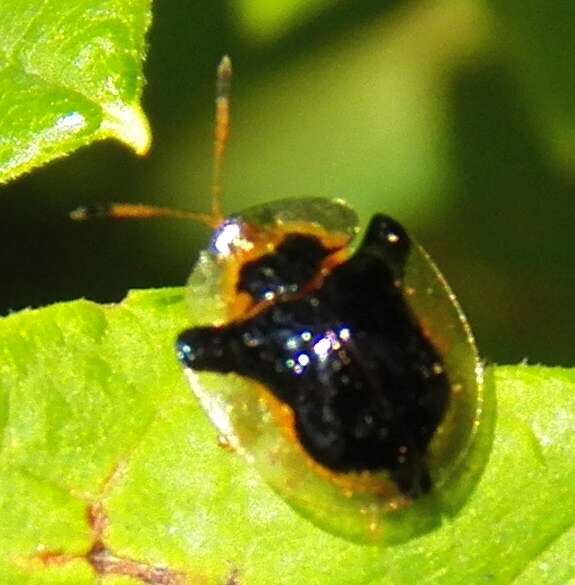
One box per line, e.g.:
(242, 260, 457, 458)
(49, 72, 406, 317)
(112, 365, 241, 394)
(0, 289, 573, 584)
(233, 0, 339, 41)
(0, 0, 152, 184)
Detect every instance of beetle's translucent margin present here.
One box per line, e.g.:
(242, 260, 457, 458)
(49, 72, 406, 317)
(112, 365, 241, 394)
(406, 241, 496, 517)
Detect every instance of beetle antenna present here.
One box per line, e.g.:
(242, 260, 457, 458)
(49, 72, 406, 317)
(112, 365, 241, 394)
(212, 55, 232, 222)
(69, 203, 219, 228)
(70, 57, 232, 229)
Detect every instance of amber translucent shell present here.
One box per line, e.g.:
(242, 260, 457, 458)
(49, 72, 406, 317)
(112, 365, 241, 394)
(179, 197, 493, 544)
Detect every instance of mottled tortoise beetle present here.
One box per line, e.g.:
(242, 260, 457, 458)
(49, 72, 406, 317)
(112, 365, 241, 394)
(74, 57, 493, 544)
(176, 196, 490, 544)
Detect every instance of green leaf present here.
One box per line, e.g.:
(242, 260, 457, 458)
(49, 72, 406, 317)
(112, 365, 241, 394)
(0, 0, 152, 184)
(0, 289, 573, 584)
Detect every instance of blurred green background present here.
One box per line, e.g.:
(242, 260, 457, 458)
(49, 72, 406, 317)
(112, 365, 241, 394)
(1, 0, 574, 366)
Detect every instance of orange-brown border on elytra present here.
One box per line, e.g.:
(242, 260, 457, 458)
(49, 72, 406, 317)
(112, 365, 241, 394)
(218, 221, 352, 323)
(248, 379, 411, 510)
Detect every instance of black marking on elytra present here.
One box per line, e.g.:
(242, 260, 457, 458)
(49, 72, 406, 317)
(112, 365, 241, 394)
(237, 234, 332, 302)
(177, 214, 449, 497)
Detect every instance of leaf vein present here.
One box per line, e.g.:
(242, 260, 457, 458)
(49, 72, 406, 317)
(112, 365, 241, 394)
(510, 517, 575, 583)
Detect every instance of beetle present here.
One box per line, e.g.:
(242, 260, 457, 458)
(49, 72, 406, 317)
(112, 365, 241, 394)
(74, 57, 492, 544)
